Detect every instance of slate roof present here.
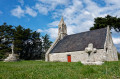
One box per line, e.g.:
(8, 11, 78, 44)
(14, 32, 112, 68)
(50, 27, 107, 53)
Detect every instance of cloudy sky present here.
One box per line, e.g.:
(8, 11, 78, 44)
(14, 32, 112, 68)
(0, 0, 120, 52)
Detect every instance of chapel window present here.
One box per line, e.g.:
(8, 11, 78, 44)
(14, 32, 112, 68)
(106, 48, 108, 52)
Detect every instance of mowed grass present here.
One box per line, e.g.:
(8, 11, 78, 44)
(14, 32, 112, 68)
(0, 61, 120, 79)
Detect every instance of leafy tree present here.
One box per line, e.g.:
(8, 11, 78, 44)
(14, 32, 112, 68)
(14, 25, 33, 59)
(0, 23, 52, 60)
(0, 23, 14, 59)
(31, 31, 42, 59)
(42, 34, 52, 52)
(14, 25, 25, 55)
(14, 25, 42, 60)
(90, 15, 120, 32)
(22, 31, 42, 60)
(41, 34, 52, 59)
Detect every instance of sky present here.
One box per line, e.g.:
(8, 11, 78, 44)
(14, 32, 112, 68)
(0, 0, 120, 52)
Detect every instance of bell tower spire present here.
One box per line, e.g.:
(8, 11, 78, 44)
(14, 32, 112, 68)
(58, 17, 67, 39)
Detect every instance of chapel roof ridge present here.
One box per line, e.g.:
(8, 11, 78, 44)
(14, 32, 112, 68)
(66, 27, 107, 37)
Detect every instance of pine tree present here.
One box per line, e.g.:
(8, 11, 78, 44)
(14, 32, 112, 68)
(42, 34, 52, 59)
(0, 23, 52, 60)
(0, 23, 14, 59)
(90, 15, 120, 32)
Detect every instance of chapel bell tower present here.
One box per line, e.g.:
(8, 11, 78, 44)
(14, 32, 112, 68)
(58, 17, 67, 39)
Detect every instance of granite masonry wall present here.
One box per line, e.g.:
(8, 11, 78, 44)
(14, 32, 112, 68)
(49, 49, 106, 62)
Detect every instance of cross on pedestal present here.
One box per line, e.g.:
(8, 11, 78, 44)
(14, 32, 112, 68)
(11, 44, 14, 54)
(4, 41, 18, 62)
(85, 43, 97, 62)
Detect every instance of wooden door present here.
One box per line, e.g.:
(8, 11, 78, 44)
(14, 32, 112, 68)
(67, 55, 71, 62)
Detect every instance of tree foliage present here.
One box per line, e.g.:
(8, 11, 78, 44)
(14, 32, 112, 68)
(42, 34, 52, 52)
(0, 23, 52, 60)
(0, 23, 14, 59)
(41, 34, 52, 59)
(90, 15, 120, 32)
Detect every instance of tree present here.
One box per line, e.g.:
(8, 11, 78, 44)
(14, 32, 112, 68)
(22, 31, 42, 60)
(0, 23, 14, 59)
(90, 15, 120, 32)
(0, 23, 52, 60)
(14, 25, 32, 59)
(31, 31, 42, 59)
(14, 25, 42, 60)
(42, 34, 52, 59)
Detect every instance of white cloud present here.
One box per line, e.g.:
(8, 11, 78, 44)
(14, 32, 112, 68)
(47, 21, 59, 27)
(18, 0, 24, 6)
(11, 6, 25, 18)
(34, 3, 48, 15)
(11, 6, 37, 18)
(38, 0, 70, 8)
(37, 28, 58, 40)
(45, 28, 58, 39)
(25, 6, 37, 17)
(113, 38, 120, 44)
(105, 0, 120, 5)
(38, 0, 69, 4)
(37, 29, 43, 32)
(34, 0, 70, 15)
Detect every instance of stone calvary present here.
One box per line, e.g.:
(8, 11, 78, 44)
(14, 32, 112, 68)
(4, 42, 18, 62)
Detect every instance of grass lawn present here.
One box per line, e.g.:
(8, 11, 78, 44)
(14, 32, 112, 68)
(0, 61, 120, 79)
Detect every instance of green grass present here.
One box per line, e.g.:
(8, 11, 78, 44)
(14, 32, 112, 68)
(0, 61, 120, 79)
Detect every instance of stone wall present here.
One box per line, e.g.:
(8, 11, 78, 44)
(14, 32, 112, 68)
(45, 36, 60, 61)
(105, 35, 118, 61)
(49, 49, 106, 62)
(104, 26, 118, 61)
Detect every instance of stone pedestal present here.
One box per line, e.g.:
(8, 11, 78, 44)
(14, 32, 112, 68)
(4, 54, 18, 62)
(81, 61, 104, 65)
(4, 42, 19, 62)
(82, 43, 104, 65)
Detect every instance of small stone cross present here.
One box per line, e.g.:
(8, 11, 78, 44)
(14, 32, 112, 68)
(85, 43, 96, 53)
(11, 43, 14, 54)
(85, 43, 97, 62)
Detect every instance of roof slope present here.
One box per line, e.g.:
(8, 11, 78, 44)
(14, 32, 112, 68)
(50, 27, 107, 53)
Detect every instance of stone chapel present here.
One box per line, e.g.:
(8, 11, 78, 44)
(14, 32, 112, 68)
(45, 17, 118, 63)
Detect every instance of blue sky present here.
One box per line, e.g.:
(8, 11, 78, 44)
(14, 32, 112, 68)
(0, 0, 120, 52)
